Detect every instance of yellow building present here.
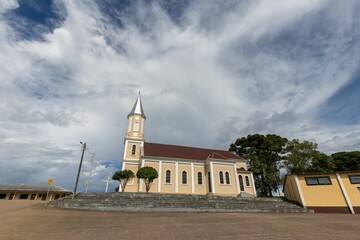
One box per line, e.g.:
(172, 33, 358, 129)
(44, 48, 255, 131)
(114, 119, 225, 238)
(0, 184, 71, 201)
(121, 95, 256, 197)
(283, 171, 360, 214)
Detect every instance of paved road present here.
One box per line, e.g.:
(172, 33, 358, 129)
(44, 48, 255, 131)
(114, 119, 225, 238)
(0, 201, 359, 240)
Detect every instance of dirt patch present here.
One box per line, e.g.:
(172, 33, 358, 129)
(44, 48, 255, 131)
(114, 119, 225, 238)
(0, 201, 359, 240)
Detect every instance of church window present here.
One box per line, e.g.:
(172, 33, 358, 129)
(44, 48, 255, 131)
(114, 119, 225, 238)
(131, 145, 136, 155)
(165, 170, 171, 184)
(219, 171, 224, 184)
(134, 121, 139, 131)
(182, 171, 187, 184)
(245, 176, 250, 187)
(225, 172, 230, 184)
(197, 172, 203, 185)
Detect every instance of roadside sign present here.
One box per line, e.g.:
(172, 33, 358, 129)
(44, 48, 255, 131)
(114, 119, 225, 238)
(48, 178, 53, 185)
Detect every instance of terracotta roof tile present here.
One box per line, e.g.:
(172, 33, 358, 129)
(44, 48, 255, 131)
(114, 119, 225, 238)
(144, 142, 242, 161)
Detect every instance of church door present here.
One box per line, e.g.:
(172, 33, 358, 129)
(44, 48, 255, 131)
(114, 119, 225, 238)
(208, 172, 212, 193)
(238, 175, 244, 191)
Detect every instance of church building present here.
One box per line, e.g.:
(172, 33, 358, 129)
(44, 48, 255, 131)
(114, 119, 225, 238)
(120, 94, 256, 196)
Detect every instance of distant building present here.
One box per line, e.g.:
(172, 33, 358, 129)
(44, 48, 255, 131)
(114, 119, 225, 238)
(283, 171, 360, 214)
(120, 94, 256, 196)
(0, 184, 72, 201)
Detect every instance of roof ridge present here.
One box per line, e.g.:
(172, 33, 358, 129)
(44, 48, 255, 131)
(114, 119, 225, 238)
(146, 141, 232, 153)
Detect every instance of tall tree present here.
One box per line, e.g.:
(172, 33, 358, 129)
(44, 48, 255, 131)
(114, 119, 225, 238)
(112, 170, 135, 192)
(332, 151, 360, 171)
(284, 139, 335, 174)
(230, 134, 288, 197)
(136, 166, 158, 193)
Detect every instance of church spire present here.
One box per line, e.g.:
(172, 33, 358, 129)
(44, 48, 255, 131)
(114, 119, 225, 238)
(128, 92, 146, 119)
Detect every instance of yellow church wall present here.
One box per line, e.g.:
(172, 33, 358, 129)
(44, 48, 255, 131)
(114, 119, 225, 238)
(143, 161, 160, 193)
(298, 174, 347, 207)
(194, 165, 207, 195)
(212, 164, 238, 196)
(123, 163, 139, 192)
(125, 141, 142, 160)
(178, 163, 192, 194)
(126, 115, 145, 139)
(235, 161, 247, 170)
(160, 162, 176, 193)
(241, 173, 255, 195)
(340, 173, 360, 207)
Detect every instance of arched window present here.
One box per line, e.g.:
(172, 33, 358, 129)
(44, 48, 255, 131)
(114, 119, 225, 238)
(131, 145, 136, 155)
(133, 121, 139, 131)
(165, 170, 171, 184)
(245, 176, 250, 187)
(225, 172, 230, 184)
(219, 171, 224, 184)
(182, 171, 187, 184)
(197, 172, 203, 185)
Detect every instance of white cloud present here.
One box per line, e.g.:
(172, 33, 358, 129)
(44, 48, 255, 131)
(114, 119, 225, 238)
(0, 0, 359, 191)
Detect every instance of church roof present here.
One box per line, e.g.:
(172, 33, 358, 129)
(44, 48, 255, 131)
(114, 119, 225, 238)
(128, 93, 146, 119)
(144, 142, 243, 161)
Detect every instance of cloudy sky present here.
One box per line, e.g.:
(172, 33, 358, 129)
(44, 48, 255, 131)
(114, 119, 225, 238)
(1, 0, 359, 192)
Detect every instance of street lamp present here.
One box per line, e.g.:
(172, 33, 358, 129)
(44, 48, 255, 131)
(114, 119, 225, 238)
(73, 142, 86, 199)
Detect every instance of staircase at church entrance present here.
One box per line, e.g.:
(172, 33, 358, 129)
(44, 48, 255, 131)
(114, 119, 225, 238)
(46, 192, 311, 213)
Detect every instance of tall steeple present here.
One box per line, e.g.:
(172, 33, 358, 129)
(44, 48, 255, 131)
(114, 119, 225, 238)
(125, 93, 146, 140)
(128, 92, 146, 119)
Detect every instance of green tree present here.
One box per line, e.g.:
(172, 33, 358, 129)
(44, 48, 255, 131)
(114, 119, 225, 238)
(284, 139, 335, 174)
(112, 169, 135, 192)
(136, 166, 158, 193)
(285, 139, 317, 174)
(230, 134, 288, 197)
(310, 152, 335, 173)
(332, 151, 360, 171)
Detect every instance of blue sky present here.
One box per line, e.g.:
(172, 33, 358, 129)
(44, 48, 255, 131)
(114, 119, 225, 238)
(0, 0, 359, 192)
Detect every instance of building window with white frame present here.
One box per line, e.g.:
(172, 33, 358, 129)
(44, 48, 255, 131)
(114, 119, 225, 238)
(197, 172, 203, 185)
(219, 171, 224, 184)
(245, 176, 250, 187)
(133, 121, 139, 131)
(225, 172, 230, 184)
(131, 145, 136, 155)
(182, 171, 187, 184)
(165, 170, 171, 184)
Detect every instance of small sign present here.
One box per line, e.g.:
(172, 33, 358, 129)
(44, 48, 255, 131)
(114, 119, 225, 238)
(48, 178, 53, 185)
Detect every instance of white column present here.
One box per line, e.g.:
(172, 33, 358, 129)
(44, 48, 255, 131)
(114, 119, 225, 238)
(139, 159, 145, 192)
(294, 175, 306, 208)
(175, 162, 179, 193)
(158, 161, 162, 193)
(250, 172, 257, 197)
(336, 173, 355, 214)
(210, 162, 215, 194)
(191, 163, 195, 194)
(233, 164, 240, 194)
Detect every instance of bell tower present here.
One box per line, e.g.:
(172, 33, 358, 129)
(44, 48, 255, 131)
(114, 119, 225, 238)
(122, 93, 146, 162)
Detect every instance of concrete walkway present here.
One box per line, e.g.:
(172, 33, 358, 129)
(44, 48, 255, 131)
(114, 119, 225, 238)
(0, 201, 359, 240)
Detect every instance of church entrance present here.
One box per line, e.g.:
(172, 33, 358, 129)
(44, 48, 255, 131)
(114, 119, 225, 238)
(238, 175, 244, 191)
(208, 172, 212, 193)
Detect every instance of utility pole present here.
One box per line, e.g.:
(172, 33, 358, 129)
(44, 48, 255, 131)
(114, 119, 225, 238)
(73, 142, 86, 199)
(85, 152, 96, 193)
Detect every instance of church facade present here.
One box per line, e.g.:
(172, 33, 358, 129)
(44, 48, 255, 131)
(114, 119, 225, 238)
(120, 95, 256, 196)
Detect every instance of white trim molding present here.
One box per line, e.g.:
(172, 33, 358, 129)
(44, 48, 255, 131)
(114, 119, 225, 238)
(175, 162, 179, 193)
(139, 159, 145, 192)
(250, 173, 257, 197)
(233, 164, 240, 194)
(191, 163, 195, 194)
(158, 161, 162, 193)
(210, 162, 215, 194)
(336, 173, 355, 214)
(294, 175, 306, 208)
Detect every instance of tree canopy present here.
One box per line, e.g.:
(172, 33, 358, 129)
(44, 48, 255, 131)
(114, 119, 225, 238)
(230, 134, 288, 197)
(136, 166, 158, 193)
(332, 151, 360, 171)
(112, 169, 135, 192)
